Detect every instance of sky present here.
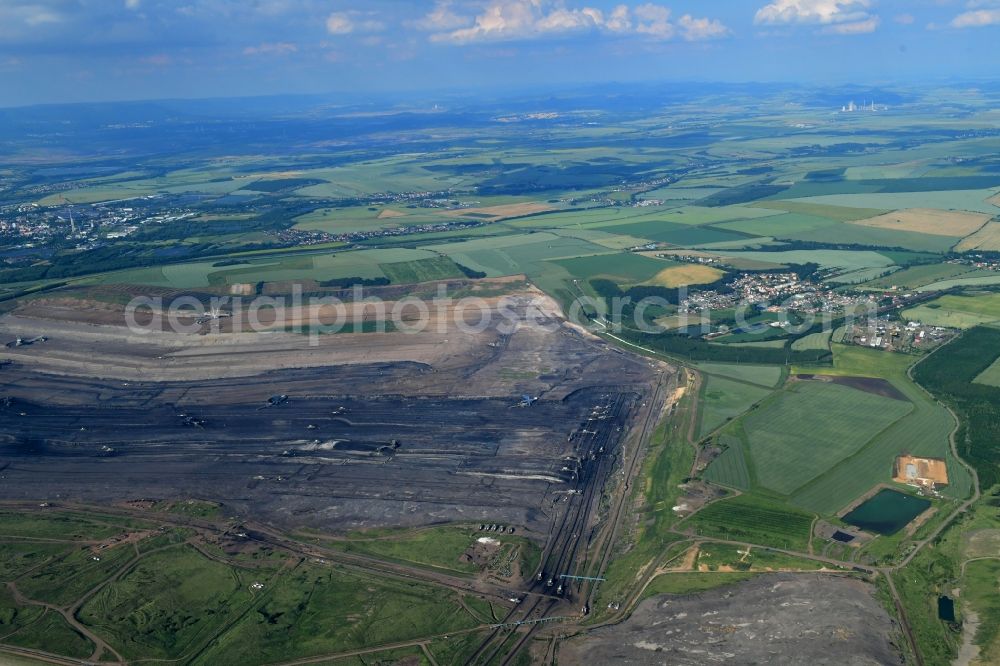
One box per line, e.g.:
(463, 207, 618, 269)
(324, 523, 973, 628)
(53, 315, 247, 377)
(1, 0, 1000, 107)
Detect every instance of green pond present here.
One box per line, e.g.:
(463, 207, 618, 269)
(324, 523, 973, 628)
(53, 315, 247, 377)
(842, 489, 931, 535)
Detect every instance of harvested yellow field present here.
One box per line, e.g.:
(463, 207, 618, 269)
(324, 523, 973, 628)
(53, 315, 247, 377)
(849, 208, 990, 237)
(376, 208, 407, 219)
(956, 221, 1000, 252)
(646, 264, 724, 287)
(442, 202, 553, 221)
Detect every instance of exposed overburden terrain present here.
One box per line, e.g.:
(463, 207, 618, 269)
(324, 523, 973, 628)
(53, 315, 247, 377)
(560, 574, 904, 665)
(0, 285, 665, 534)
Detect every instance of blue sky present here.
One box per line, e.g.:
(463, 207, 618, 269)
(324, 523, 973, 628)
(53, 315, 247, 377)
(1, 0, 999, 106)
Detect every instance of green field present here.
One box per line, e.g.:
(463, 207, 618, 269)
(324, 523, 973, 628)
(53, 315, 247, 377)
(553, 252, 673, 286)
(789, 329, 833, 352)
(738, 381, 912, 495)
(378, 256, 463, 284)
(902, 292, 1000, 329)
(190, 564, 479, 666)
(748, 200, 887, 221)
(322, 525, 539, 577)
(697, 376, 774, 439)
(720, 249, 894, 273)
(715, 212, 838, 237)
(785, 188, 1000, 215)
(789, 345, 973, 514)
(79, 545, 255, 660)
(99, 247, 481, 289)
(862, 263, 992, 290)
(683, 494, 815, 551)
(974, 356, 1000, 387)
(703, 434, 751, 490)
(694, 362, 784, 387)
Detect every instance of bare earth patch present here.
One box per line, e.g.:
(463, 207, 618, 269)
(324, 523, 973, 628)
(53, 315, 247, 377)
(376, 208, 407, 219)
(560, 574, 903, 665)
(849, 208, 991, 237)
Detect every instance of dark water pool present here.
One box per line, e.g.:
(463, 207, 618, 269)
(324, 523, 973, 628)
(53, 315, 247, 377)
(938, 596, 956, 622)
(842, 489, 931, 535)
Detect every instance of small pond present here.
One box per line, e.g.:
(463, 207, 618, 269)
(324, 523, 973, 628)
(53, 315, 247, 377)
(842, 488, 931, 536)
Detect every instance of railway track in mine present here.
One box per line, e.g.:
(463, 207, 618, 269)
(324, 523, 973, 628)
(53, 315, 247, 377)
(464, 382, 666, 665)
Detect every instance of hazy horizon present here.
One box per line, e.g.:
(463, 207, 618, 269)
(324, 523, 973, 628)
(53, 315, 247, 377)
(2, 0, 999, 107)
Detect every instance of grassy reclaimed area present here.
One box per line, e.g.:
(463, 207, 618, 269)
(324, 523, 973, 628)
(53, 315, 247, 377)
(642, 572, 756, 599)
(190, 563, 479, 666)
(78, 545, 258, 661)
(615, 326, 828, 365)
(694, 541, 835, 572)
(17, 543, 136, 607)
(681, 493, 815, 552)
(0, 508, 484, 664)
(590, 388, 696, 617)
(321, 524, 541, 578)
(4, 611, 95, 660)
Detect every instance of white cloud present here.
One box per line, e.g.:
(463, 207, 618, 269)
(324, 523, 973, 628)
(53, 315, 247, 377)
(821, 15, 879, 33)
(325, 11, 385, 36)
(678, 14, 731, 41)
(0, 3, 63, 28)
(428, 1, 726, 44)
(951, 8, 1000, 28)
(754, 0, 872, 26)
(125, 0, 141, 9)
(634, 4, 673, 39)
(243, 41, 298, 56)
(326, 12, 353, 34)
(413, 1, 469, 31)
(606, 4, 632, 32)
